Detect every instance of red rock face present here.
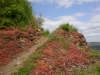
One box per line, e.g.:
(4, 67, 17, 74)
(56, 29, 66, 35)
(0, 28, 42, 67)
(31, 30, 92, 75)
(31, 65, 53, 75)
(66, 45, 91, 65)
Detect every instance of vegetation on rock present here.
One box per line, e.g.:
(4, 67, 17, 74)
(59, 23, 78, 32)
(11, 24, 100, 75)
(0, 27, 42, 68)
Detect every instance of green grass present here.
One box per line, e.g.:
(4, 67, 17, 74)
(36, 41, 47, 50)
(88, 49, 100, 60)
(13, 64, 18, 67)
(49, 35, 60, 41)
(11, 50, 43, 75)
(11, 59, 35, 75)
(43, 29, 50, 36)
(73, 66, 100, 75)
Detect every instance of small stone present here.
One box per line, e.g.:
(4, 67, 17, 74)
(65, 35, 67, 38)
(37, 29, 41, 32)
(49, 65, 52, 68)
(36, 71, 38, 74)
(0, 71, 3, 74)
(63, 63, 65, 65)
(17, 62, 21, 65)
(35, 42, 37, 44)
(68, 68, 73, 72)
(20, 40, 25, 43)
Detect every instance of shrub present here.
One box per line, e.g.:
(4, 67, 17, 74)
(0, 0, 36, 29)
(43, 29, 50, 36)
(59, 23, 78, 32)
(36, 13, 45, 28)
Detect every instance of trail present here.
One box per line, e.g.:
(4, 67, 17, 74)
(0, 37, 48, 75)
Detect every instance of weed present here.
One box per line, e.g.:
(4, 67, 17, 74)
(89, 49, 100, 60)
(36, 42, 47, 50)
(11, 50, 42, 75)
(43, 29, 50, 36)
(94, 66, 100, 73)
(49, 35, 60, 42)
(59, 23, 78, 32)
(30, 52, 42, 61)
(13, 64, 18, 67)
(11, 62, 34, 75)
(74, 70, 87, 75)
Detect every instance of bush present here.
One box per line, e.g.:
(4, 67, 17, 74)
(36, 13, 45, 28)
(59, 23, 78, 32)
(43, 29, 50, 36)
(0, 0, 36, 29)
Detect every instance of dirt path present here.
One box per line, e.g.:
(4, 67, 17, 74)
(0, 37, 48, 75)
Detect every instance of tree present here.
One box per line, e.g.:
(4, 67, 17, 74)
(36, 13, 45, 28)
(0, 0, 36, 29)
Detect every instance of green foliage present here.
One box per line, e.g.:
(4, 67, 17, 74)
(89, 49, 100, 60)
(11, 59, 34, 75)
(59, 23, 78, 32)
(43, 29, 50, 36)
(0, 25, 6, 29)
(94, 66, 100, 73)
(49, 35, 60, 42)
(0, 0, 36, 29)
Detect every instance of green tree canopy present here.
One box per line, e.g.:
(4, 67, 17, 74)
(0, 0, 36, 29)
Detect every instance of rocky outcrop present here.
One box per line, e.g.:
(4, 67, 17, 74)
(55, 29, 90, 51)
(0, 28, 42, 67)
(31, 29, 93, 75)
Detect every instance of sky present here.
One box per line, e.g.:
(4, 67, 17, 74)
(28, 0, 100, 42)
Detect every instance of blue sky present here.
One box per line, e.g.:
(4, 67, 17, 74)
(29, 0, 100, 42)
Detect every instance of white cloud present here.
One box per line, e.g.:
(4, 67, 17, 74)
(28, 0, 100, 42)
(43, 14, 87, 32)
(28, 0, 44, 3)
(43, 12, 100, 42)
(55, 0, 75, 8)
(76, 0, 99, 4)
(82, 13, 100, 42)
(28, 0, 54, 4)
(73, 13, 86, 17)
(94, 6, 100, 12)
(29, 0, 99, 8)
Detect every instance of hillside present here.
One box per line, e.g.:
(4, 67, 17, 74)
(0, 1, 100, 75)
(0, 27, 42, 68)
(89, 42, 100, 51)
(9, 24, 100, 75)
(89, 42, 100, 46)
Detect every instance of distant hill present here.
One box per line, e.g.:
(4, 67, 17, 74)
(89, 42, 100, 46)
(89, 42, 100, 51)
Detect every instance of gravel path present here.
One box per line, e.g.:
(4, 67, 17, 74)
(0, 37, 48, 75)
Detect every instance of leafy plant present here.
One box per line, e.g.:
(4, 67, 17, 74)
(0, 0, 36, 29)
(43, 29, 50, 36)
(59, 23, 78, 32)
(49, 35, 60, 42)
